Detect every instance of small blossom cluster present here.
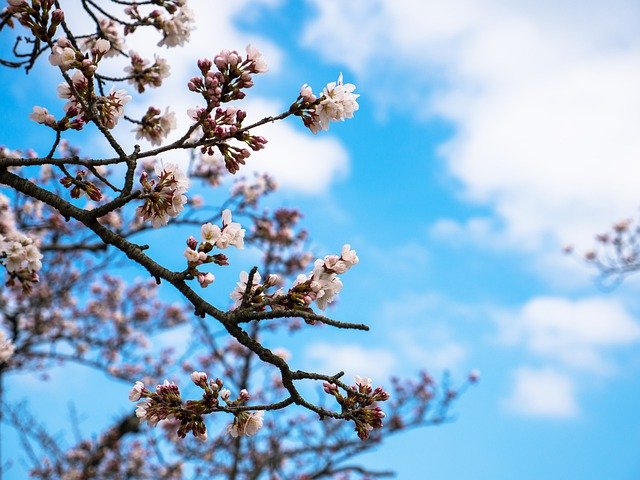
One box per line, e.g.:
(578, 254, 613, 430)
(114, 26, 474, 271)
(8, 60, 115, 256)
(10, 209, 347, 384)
(184, 209, 245, 287)
(189, 44, 267, 106)
(186, 45, 268, 173)
(59, 170, 103, 201)
(0, 231, 43, 292)
(231, 173, 277, 206)
(323, 375, 390, 440)
(293, 74, 360, 133)
(80, 18, 125, 58)
(122, 1, 195, 48)
(136, 163, 189, 228)
(227, 245, 356, 311)
(129, 374, 264, 440)
(187, 105, 267, 174)
(229, 270, 282, 309)
(572, 217, 640, 282)
(49, 37, 78, 70)
(7, 1, 64, 46)
(133, 106, 176, 146)
(290, 244, 359, 310)
(156, 2, 195, 48)
(56, 71, 131, 130)
(192, 153, 227, 186)
(50, 35, 111, 73)
(125, 51, 171, 93)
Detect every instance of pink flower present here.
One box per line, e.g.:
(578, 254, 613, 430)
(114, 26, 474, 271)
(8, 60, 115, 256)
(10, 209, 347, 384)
(246, 44, 268, 73)
(190, 371, 208, 386)
(227, 411, 264, 437)
(29, 106, 56, 127)
(93, 38, 111, 55)
(197, 272, 215, 288)
(129, 381, 145, 401)
(354, 375, 372, 388)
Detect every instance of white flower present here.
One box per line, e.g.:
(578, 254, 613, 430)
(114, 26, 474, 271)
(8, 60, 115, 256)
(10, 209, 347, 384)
(135, 399, 150, 419)
(136, 163, 189, 228)
(94, 38, 111, 55)
(201, 222, 221, 244)
(100, 88, 131, 129)
(29, 106, 56, 126)
(341, 244, 359, 267)
(218, 209, 245, 249)
(300, 84, 316, 103)
(246, 44, 268, 73)
(230, 270, 262, 306)
(129, 381, 145, 401)
(197, 272, 215, 288)
(158, 5, 195, 47)
(314, 73, 359, 132)
(309, 259, 343, 310)
(227, 411, 264, 438)
(49, 39, 76, 69)
(134, 108, 176, 146)
(190, 371, 208, 385)
(220, 388, 231, 401)
(354, 375, 372, 388)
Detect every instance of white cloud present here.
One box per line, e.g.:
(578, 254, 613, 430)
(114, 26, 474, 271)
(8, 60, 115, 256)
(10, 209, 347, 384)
(304, 343, 397, 380)
(503, 367, 579, 418)
(496, 296, 640, 374)
(303, 0, 640, 251)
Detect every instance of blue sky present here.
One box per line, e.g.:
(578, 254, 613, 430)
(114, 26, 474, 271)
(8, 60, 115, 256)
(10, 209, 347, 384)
(3, 0, 640, 478)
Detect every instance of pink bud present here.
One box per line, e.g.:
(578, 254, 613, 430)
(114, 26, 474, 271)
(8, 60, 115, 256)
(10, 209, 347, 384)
(186, 236, 198, 249)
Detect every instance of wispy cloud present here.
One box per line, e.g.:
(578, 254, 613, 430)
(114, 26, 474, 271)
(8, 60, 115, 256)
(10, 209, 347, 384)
(495, 296, 640, 375)
(503, 367, 579, 418)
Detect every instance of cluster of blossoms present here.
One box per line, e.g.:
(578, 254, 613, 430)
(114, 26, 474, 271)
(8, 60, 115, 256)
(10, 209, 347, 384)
(48, 37, 77, 70)
(0, 194, 42, 291)
(125, 51, 171, 93)
(121, 1, 195, 48)
(231, 173, 277, 206)
(184, 209, 245, 287)
(52, 69, 131, 130)
(230, 270, 280, 309)
(188, 44, 268, 104)
(136, 163, 189, 228)
(80, 18, 125, 58)
(186, 46, 269, 173)
(187, 104, 267, 174)
(59, 170, 103, 201)
(293, 74, 360, 133)
(50, 35, 112, 73)
(323, 375, 390, 440)
(6, 1, 64, 50)
(129, 373, 264, 441)
(249, 208, 314, 277)
(564, 217, 640, 284)
(291, 244, 359, 310)
(228, 244, 357, 311)
(192, 153, 227, 186)
(0, 231, 43, 291)
(134, 106, 177, 146)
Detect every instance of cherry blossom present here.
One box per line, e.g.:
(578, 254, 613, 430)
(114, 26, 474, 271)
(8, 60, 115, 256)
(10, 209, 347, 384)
(227, 410, 264, 437)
